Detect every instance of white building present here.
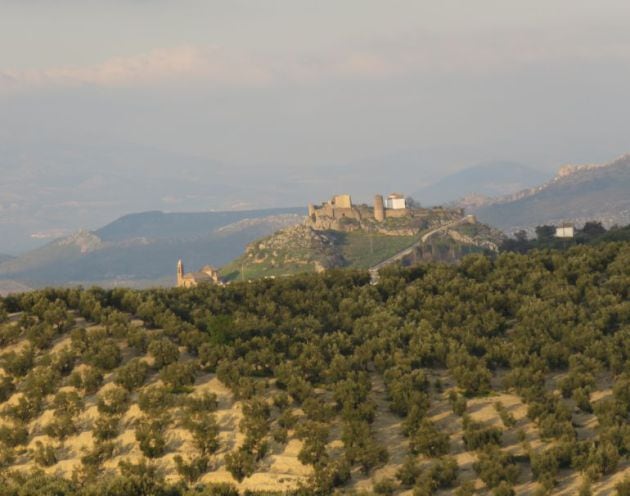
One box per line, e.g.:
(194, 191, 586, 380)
(555, 225, 575, 238)
(385, 193, 406, 210)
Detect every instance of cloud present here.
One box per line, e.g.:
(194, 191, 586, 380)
(3, 30, 630, 93)
(0, 45, 273, 91)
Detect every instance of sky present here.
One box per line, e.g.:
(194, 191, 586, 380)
(1, 1, 630, 252)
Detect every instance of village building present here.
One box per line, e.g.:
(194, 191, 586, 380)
(176, 259, 223, 288)
(385, 193, 406, 210)
(555, 224, 575, 238)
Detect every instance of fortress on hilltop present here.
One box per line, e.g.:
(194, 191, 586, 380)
(176, 259, 223, 288)
(307, 193, 464, 232)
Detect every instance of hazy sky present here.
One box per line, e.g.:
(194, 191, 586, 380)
(2, 0, 630, 169)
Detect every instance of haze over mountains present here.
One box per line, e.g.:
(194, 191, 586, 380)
(1, 152, 628, 292)
(470, 154, 630, 233)
(0, 140, 552, 255)
(0, 209, 304, 292)
(411, 161, 550, 206)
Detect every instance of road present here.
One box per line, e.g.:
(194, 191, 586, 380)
(368, 216, 472, 282)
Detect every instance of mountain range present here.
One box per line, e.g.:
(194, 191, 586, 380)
(411, 161, 550, 206)
(468, 154, 630, 233)
(0, 208, 304, 291)
(0, 140, 533, 255)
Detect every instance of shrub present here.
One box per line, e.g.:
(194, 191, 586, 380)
(148, 338, 180, 369)
(97, 386, 129, 415)
(225, 448, 257, 482)
(0, 422, 29, 447)
(450, 391, 468, 416)
(473, 446, 520, 489)
(615, 476, 630, 496)
(0, 375, 15, 402)
(174, 454, 209, 484)
(159, 361, 198, 391)
(410, 419, 450, 457)
(396, 456, 422, 487)
(83, 339, 122, 370)
(44, 413, 77, 440)
(493, 481, 515, 496)
(0, 445, 15, 469)
(1, 345, 34, 377)
(2, 393, 42, 422)
(69, 366, 104, 395)
(81, 440, 117, 468)
(183, 412, 220, 456)
(114, 358, 150, 390)
(138, 384, 175, 413)
(185, 391, 219, 413)
(494, 402, 517, 428)
(374, 477, 398, 495)
(135, 417, 169, 458)
(52, 390, 83, 415)
(50, 347, 76, 376)
(187, 483, 239, 496)
(32, 441, 57, 467)
(20, 365, 60, 399)
(93, 415, 121, 441)
(127, 327, 149, 354)
(463, 419, 502, 450)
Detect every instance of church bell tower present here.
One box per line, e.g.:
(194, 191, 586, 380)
(177, 259, 184, 287)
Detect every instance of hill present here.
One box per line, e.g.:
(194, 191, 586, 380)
(0, 244, 628, 495)
(221, 217, 504, 281)
(411, 161, 550, 207)
(470, 155, 630, 233)
(0, 208, 304, 289)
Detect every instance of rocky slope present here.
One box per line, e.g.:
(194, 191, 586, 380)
(221, 218, 504, 281)
(468, 155, 630, 233)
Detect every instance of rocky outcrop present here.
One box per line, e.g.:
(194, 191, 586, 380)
(243, 225, 345, 270)
(465, 154, 630, 233)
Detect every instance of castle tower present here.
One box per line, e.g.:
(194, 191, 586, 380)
(374, 194, 385, 222)
(177, 259, 184, 287)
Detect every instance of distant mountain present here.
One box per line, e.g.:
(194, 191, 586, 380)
(411, 161, 550, 206)
(0, 141, 488, 254)
(470, 155, 630, 232)
(0, 254, 14, 264)
(0, 208, 305, 289)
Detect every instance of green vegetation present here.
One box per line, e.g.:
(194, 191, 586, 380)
(502, 221, 630, 253)
(220, 221, 502, 282)
(0, 241, 628, 494)
(338, 231, 420, 268)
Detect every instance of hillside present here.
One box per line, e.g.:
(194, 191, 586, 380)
(221, 215, 505, 282)
(470, 155, 630, 233)
(0, 244, 628, 495)
(0, 209, 304, 289)
(411, 161, 550, 207)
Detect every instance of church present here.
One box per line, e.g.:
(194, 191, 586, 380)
(176, 259, 223, 288)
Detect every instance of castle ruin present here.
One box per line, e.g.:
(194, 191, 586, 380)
(308, 193, 412, 226)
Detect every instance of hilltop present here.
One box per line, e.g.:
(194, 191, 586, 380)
(0, 244, 628, 494)
(221, 195, 504, 281)
(469, 154, 630, 233)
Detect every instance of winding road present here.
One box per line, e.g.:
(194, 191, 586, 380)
(368, 216, 473, 282)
